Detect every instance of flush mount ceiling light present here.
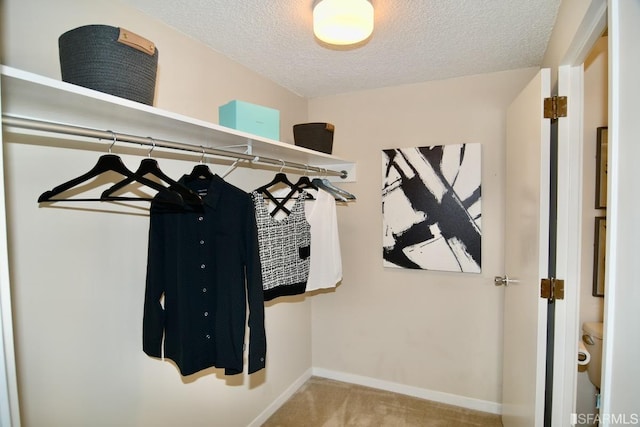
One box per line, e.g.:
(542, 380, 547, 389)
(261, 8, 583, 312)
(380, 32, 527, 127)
(313, 0, 374, 46)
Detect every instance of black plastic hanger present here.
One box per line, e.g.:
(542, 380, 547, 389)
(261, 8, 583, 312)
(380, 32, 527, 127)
(295, 176, 315, 188)
(294, 175, 317, 200)
(38, 153, 183, 204)
(185, 164, 215, 182)
(255, 171, 300, 216)
(184, 146, 216, 184)
(255, 171, 296, 192)
(101, 157, 202, 205)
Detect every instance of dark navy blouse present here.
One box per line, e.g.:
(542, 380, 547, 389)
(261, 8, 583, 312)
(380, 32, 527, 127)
(143, 174, 266, 376)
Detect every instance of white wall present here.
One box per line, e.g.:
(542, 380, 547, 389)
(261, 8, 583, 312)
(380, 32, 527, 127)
(542, 0, 599, 87)
(1, 0, 312, 426)
(308, 68, 537, 409)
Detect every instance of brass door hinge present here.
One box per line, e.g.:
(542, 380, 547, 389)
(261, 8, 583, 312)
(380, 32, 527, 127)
(541, 278, 565, 301)
(544, 96, 567, 119)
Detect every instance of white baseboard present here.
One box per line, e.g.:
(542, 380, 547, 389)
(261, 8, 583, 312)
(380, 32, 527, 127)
(248, 368, 313, 427)
(248, 366, 502, 426)
(312, 367, 503, 415)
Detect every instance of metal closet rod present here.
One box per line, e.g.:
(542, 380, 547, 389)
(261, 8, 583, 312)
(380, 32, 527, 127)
(1, 114, 348, 179)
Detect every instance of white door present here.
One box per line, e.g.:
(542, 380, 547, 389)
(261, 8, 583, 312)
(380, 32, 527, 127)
(501, 69, 551, 427)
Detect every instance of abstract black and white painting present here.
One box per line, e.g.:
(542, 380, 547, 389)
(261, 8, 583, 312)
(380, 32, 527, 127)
(382, 143, 481, 273)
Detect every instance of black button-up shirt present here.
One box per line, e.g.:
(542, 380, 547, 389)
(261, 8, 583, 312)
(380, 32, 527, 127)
(143, 174, 266, 376)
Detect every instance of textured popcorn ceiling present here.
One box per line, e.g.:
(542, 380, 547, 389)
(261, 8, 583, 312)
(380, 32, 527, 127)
(121, 0, 561, 98)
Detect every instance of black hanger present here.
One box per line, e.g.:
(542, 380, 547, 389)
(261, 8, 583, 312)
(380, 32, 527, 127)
(295, 175, 317, 189)
(101, 157, 202, 205)
(294, 175, 317, 200)
(184, 146, 216, 184)
(255, 171, 296, 192)
(38, 133, 185, 204)
(184, 163, 215, 183)
(37, 153, 183, 204)
(255, 172, 300, 216)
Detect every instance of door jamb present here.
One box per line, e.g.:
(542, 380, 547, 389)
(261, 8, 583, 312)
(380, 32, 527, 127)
(551, 1, 607, 425)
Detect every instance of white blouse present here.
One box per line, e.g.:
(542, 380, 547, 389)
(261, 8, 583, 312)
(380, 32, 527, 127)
(268, 187, 342, 291)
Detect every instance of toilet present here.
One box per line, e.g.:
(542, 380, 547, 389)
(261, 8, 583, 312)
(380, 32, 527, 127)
(582, 321, 604, 389)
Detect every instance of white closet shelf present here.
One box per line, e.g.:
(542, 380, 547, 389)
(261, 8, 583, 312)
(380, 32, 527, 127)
(0, 65, 356, 182)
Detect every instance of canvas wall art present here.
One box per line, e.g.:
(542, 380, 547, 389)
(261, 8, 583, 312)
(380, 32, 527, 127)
(382, 143, 482, 273)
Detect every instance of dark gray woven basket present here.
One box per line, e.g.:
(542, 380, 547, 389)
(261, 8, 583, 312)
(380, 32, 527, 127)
(59, 25, 158, 105)
(293, 123, 335, 154)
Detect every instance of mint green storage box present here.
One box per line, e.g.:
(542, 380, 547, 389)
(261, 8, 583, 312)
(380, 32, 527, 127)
(218, 100, 280, 141)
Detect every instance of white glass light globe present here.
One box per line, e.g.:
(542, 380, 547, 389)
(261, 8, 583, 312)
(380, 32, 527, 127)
(313, 0, 374, 46)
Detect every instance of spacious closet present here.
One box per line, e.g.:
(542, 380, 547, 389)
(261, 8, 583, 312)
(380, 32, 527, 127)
(1, 0, 530, 425)
(7, 1, 638, 426)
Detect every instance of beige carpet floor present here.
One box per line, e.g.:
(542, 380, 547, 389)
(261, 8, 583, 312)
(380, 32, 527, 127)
(262, 376, 503, 427)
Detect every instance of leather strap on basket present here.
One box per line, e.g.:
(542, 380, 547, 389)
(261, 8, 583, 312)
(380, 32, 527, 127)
(118, 28, 156, 56)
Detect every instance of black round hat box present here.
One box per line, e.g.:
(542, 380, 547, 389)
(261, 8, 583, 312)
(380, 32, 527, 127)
(58, 25, 158, 105)
(293, 123, 335, 154)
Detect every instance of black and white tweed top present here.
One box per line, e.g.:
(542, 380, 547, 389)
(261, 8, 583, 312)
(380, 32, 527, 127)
(251, 191, 311, 301)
